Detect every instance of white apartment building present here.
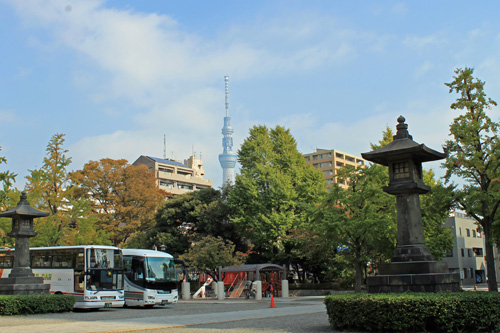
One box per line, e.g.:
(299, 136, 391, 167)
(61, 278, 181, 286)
(133, 155, 213, 197)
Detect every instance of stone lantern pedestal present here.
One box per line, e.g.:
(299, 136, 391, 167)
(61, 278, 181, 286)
(0, 192, 50, 295)
(362, 116, 459, 293)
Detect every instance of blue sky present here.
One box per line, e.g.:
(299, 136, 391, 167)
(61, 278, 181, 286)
(1, 0, 499, 189)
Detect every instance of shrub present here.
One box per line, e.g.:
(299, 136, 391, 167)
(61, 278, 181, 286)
(0, 294, 75, 315)
(324, 292, 500, 332)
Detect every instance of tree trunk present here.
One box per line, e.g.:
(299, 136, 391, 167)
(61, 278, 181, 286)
(483, 222, 498, 291)
(354, 254, 362, 293)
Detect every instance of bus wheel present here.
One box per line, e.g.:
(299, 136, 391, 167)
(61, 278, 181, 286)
(54, 291, 63, 295)
(144, 305, 155, 309)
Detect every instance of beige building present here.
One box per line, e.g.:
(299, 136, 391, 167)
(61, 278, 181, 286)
(442, 211, 487, 285)
(133, 155, 213, 197)
(303, 148, 365, 188)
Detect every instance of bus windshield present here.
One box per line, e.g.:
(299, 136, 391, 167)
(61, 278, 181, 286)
(86, 248, 124, 291)
(89, 249, 123, 269)
(145, 257, 176, 282)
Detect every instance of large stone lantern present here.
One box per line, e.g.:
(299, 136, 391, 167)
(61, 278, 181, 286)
(0, 192, 50, 294)
(362, 116, 459, 293)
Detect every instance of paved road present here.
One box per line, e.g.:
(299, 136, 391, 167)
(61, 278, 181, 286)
(0, 297, 332, 333)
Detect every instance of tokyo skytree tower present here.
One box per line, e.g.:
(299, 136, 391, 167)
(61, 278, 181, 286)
(218, 76, 237, 185)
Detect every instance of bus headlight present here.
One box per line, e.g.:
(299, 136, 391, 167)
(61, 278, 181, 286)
(85, 296, 99, 300)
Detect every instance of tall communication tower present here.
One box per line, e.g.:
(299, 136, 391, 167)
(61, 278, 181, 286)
(218, 76, 237, 185)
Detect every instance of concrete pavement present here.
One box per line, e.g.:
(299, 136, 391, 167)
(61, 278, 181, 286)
(0, 296, 329, 333)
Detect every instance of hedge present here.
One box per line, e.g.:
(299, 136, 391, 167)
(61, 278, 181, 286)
(0, 294, 75, 315)
(324, 292, 500, 332)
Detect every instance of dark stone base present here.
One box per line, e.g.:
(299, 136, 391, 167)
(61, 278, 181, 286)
(367, 272, 460, 293)
(391, 244, 435, 262)
(0, 276, 49, 295)
(369, 260, 460, 293)
(378, 261, 449, 275)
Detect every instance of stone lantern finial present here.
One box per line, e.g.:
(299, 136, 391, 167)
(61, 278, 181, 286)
(393, 115, 413, 140)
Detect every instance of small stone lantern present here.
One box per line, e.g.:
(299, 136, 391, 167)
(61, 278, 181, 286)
(0, 192, 50, 294)
(361, 116, 459, 293)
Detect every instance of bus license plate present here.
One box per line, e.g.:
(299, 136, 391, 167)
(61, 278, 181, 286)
(104, 303, 112, 308)
(161, 300, 168, 305)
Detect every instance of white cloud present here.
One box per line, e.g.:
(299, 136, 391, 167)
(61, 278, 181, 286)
(391, 3, 409, 17)
(0, 109, 16, 124)
(414, 61, 434, 78)
(402, 33, 445, 51)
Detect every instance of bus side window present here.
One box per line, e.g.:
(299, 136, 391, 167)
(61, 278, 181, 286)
(131, 257, 145, 286)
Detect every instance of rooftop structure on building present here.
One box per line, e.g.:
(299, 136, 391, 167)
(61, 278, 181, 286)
(218, 76, 237, 185)
(303, 148, 365, 188)
(133, 155, 213, 197)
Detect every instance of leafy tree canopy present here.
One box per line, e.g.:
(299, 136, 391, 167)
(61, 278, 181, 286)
(321, 163, 396, 292)
(0, 147, 17, 245)
(180, 235, 245, 280)
(71, 158, 165, 246)
(142, 187, 244, 257)
(442, 67, 500, 291)
(229, 125, 326, 263)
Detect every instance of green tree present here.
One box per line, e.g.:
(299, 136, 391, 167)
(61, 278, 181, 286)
(321, 164, 396, 292)
(180, 235, 245, 280)
(229, 125, 326, 264)
(71, 158, 166, 246)
(25, 134, 78, 246)
(420, 170, 454, 260)
(442, 67, 500, 291)
(0, 147, 17, 245)
(142, 187, 244, 256)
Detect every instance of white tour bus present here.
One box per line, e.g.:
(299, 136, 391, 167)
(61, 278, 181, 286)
(0, 245, 125, 309)
(122, 248, 178, 307)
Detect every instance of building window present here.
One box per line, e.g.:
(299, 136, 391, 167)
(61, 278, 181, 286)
(336, 162, 344, 167)
(446, 249, 453, 257)
(467, 249, 473, 257)
(461, 248, 465, 257)
(393, 162, 410, 179)
(470, 268, 474, 278)
(473, 248, 483, 257)
(459, 227, 462, 236)
(466, 229, 470, 237)
(327, 179, 334, 184)
(472, 229, 477, 237)
(326, 162, 332, 167)
(324, 170, 333, 176)
(356, 160, 364, 166)
(305, 156, 310, 162)
(463, 268, 467, 279)
(336, 153, 344, 159)
(325, 153, 332, 158)
(159, 179, 174, 188)
(313, 155, 320, 161)
(346, 156, 355, 163)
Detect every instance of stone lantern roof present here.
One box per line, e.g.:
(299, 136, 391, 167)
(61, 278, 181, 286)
(362, 115, 446, 165)
(0, 192, 49, 218)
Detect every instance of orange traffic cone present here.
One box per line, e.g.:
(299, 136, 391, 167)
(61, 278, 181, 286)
(270, 285, 275, 308)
